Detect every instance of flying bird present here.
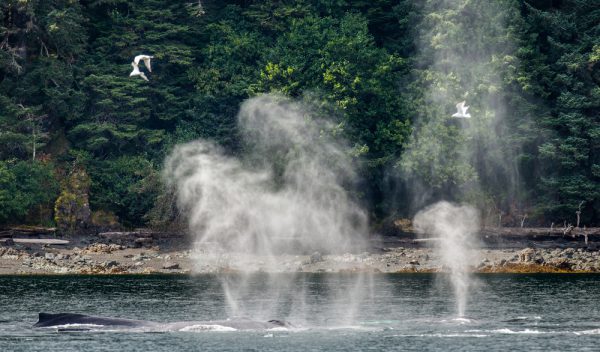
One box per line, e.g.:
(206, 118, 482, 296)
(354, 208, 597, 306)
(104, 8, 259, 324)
(129, 62, 149, 81)
(133, 54, 153, 72)
(452, 101, 471, 118)
(128, 54, 153, 81)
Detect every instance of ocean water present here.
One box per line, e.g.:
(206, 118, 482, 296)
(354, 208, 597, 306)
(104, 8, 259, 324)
(1, 274, 599, 351)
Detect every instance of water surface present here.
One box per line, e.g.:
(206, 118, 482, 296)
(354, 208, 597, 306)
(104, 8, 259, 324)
(1, 274, 599, 351)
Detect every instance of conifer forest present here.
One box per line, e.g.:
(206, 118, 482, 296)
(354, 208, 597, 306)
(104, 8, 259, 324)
(0, 0, 598, 232)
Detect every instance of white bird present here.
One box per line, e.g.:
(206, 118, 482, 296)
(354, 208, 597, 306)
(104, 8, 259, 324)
(452, 101, 471, 118)
(129, 62, 149, 81)
(133, 55, 153, 72)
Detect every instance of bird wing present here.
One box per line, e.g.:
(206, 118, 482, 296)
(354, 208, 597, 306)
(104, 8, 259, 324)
(139, 72, 149, 81)
(456, 101, 465, 111)
(452, 101, 466, 117)
(142, 57, 152, 72)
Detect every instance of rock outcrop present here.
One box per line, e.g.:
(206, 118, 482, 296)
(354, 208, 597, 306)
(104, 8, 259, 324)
(53, 167, 91, 235)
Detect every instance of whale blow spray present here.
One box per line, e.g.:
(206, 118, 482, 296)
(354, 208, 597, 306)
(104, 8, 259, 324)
(164, 94, 370, 323)
(413, 201, 480, 317)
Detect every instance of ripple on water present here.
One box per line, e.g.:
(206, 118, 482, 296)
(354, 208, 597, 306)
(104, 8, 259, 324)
(178, 325, 237, 332)
(1, 274, 600, 352)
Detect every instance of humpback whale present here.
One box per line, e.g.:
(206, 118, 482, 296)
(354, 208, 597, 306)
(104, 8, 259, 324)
(34, 313, 291, 331)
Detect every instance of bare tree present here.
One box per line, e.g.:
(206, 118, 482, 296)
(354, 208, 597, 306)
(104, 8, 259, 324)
(520, 213, 527, 228)
(17, 104, 48, 160)
(576, 201, 584, 228)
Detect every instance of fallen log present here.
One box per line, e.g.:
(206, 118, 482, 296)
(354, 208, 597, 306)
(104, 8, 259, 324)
(98, 230, 184, 240)
(480, 227, 600, 241)
(376, 227, 600, 249)
(0, 238, 69, 245)
(0, 226, 57, 237)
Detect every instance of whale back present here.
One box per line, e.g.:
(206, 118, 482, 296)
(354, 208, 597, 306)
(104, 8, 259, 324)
(35, 313, 146, 328)
(34, 313, 292, 330)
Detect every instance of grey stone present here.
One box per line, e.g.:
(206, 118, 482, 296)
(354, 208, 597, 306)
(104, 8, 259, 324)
(44, 253, 55, 260)
(309, 252, 323, 264)
(132, 254, 148, 261)
(162, 262, 180, 270)
(134, 238, 153, 248)
(102, 260, 119, 268)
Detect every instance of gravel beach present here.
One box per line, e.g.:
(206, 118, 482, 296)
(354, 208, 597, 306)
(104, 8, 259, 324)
(1, 232, 599, 274)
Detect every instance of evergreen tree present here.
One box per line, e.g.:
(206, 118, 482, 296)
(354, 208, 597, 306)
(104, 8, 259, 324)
(0, 0, 598, 228)
(519, 0, 600, 224)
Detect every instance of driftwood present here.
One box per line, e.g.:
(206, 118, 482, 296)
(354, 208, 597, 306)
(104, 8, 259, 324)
(480, 226, 600, 242)
(0, 238, 69, 245)
(0, 226, 56, 238)
(99, 230, 184, 240)
(373, 226, 600, 251)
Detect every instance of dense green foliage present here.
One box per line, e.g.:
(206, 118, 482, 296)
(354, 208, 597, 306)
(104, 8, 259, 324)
(0, 0, 598, 229)
(0, 160, 58, 224)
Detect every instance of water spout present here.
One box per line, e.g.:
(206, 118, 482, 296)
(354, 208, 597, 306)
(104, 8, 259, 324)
(414, 201, 480, 317)
(164, 94, 370, 323)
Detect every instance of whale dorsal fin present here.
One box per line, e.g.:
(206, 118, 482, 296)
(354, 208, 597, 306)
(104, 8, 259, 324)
(267, 319, 287, 327)
(38, 312, 59, 324)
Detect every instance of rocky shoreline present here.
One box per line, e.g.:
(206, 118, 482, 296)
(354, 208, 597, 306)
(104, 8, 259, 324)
(1, 231, 599, 274)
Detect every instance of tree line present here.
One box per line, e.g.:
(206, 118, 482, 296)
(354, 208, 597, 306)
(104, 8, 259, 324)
(0, 0, 598, 231)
